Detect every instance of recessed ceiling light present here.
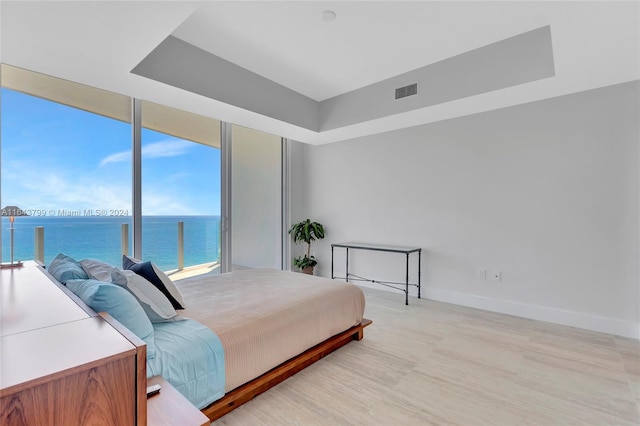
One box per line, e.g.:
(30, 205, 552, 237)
(322, 10, 336, 22)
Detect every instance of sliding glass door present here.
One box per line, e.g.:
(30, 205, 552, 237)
(230, 125, 283, 270)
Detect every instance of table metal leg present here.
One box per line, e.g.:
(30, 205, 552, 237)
(405, 253, 409, 305)
(331, 246, 334, 279)
(345, 248, 349, 282)
(418, 249, 422, 299)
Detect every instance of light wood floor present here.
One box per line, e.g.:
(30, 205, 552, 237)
(214, 287, 640, 425)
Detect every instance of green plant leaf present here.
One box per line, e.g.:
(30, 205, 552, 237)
(292, 255, 317, 269)
(289, 219, 325, 245)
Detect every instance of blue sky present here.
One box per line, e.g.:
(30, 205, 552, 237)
(1, 88, 221, 216)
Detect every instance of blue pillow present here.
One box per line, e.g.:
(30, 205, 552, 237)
(48, 253, 89, 282)
(123, 255, 185, 309)
(66, 278, 155, 359)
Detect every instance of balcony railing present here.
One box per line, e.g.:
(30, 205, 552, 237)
(30, 221, 216, 275)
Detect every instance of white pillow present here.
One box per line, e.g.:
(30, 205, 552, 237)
(122, 255, 186, 309)
(111, 269, 184, 323)
(79, 258, 116, 282)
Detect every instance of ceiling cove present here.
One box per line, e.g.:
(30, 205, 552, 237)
(133, 26, 554, 133)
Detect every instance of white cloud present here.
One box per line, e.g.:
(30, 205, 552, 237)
(100, 139, 192, 167)
(140, 192, 196, 216)
(99, 151, 130, 167)
(16, 171, 131, 213)
(3, 141, 216, 215)
(8, 169, 203, 216)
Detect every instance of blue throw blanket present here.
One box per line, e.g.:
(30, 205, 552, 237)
(147, 319, 225, 409)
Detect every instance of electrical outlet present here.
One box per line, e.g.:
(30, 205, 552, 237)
(493, 271, 502, 281)
(478, 269, 487, 280)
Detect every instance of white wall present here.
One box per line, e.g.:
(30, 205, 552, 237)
(294, 81, 640, 339)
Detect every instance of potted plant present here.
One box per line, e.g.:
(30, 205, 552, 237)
(288, 219, 325, 275)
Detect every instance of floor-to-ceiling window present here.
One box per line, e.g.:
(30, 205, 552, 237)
(0, 66, 222, 271)
(1, 64, 285, 272)
(140, 101, 221, 272)
(1, 65, 132, 265)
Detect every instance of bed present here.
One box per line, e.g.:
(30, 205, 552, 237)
(53, 254, 370, 422)
(173, 268, 369, 420)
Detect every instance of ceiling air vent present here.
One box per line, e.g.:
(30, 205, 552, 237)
(395, 83, 418, 100)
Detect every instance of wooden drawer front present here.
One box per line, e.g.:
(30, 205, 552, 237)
(1, 356, 136, 426)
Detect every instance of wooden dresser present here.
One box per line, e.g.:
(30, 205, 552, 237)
(0, 262, 147, 425)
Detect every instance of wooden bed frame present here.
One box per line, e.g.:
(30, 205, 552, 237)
(202, 318, 372, 421)
(32, 263, 370, 424)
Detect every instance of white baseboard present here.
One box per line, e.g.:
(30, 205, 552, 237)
(358, 282, 640, 340)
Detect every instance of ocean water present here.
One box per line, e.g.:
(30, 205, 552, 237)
(1, 216, 220, 271)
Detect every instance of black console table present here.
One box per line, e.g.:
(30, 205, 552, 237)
(331, 242, 421, 305)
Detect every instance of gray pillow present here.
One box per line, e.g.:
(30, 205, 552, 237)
(79, 258, 116, 282)
(122, 255, 186, 309)
(111, 269, 184, 323)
